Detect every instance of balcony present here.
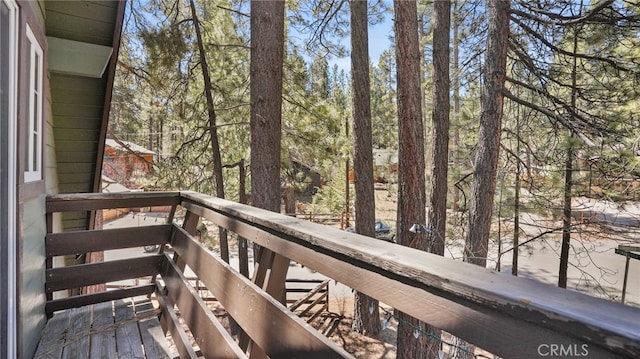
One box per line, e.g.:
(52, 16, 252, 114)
(36, 191, 639, 358)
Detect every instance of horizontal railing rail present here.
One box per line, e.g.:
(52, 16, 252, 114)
(44, 191, 640, 358)
(46, 225, 172, 256)
(44, 192, 349, 358)
(44, 193, 181, 317)
(46, 191, 181, 213)
(167, 225, 346, 358)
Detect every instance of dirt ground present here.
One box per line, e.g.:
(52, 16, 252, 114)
(319, 184, 494, 358)
(316, 184, 422, 358)
(325, 296, 398, 359)
(323, 185, 398, 357)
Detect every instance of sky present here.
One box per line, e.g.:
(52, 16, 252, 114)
(328, 16, 394, 73)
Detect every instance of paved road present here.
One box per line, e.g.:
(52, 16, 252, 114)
(443, 212, 640, 306)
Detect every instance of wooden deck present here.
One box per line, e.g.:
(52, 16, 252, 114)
(34, 297, 172, 359)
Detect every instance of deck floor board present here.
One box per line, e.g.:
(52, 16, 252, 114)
(34, 297, 172, 359)
(61, 306, 91, 359)
(89, 301, 117, 358)
(114, 299, 146, 358)
(33, 308, 71, 358)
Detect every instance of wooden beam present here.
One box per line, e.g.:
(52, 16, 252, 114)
(45, 284, 155, 316)
(60, 306, 91, 358)
(46, 255, 163, 292)
(46, 225, 171, 257)
(33, 308, 71, 358)
(289, 280, 329, 312)
(114, 299, 146, 358)
(172, 210, 200, 272)
(89, 301, 117, 358)
(92, 0, 126, 195)
(137, 307, 172, 358)
(170, 227, 350, 358)
(155, 287, 200, 359)
(615, 247, 640, 261)
(297, 291, 328, 318)
(179, 191, 640, 358)
(160, 254, 246, 359)
(46, 192, 181, 213)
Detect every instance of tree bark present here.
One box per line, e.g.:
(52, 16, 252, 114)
(250, 0, 285, 213)
(349, 0, 381, 338)
(559, 26, 580, 288)
(464, 0, 510, 268)
(429, 0, 450, 259)
(559, 131, 574, 288)
(189, 0, 229, 263)
(245, 1, 289, 354)
(85, 210, 106, 294)
(513, 117, 521, 277)
(422, 0, 451, 356)
(452, 3, 461, 212)
(394, 0, 429, 357)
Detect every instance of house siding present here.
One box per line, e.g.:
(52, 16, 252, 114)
(17, 1, 51, 358)
(19, 197, 47, 359)
(14, 1, 123, 356)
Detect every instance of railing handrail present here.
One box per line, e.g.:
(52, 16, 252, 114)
(46, 191, 181, 213)
(179, 191, 640, 358)
(45, 191, 640, 358)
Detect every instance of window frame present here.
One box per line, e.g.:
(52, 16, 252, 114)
(23, 24, 43, 183)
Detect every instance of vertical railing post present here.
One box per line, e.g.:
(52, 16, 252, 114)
(173, 209, 200, 272)
(237, 248, 291, 358)
(622, 253, 630, 304)
(45, 211, 53, 302)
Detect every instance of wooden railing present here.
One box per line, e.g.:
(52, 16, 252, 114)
(45, 191, 640, 358)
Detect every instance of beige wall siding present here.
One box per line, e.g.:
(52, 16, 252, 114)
(18, 1, 122, 355)
(18, 1, 50, 357)
(19, 197, 47, 359)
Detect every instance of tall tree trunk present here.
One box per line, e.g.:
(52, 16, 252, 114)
(429, 0, 450, 263)
(434, 3, 477, 358)
(559, 25, 580, 288)
(85, 210, 106, 294)
(250, 0, 287, 268)
(452, 4, 461, 212)
(559, 131, 574, 288)
(345, 117, 351, 228)
(238, 159, 249, 278)
(349, 0, 380, 337)
(423, 0, 451, 356)
(246, 1, 288, 355)
(250, 2, 284, 214)
(513, 115, 521, 276)
(394, 0, 428, 357)
(189, 0, 229, 262)
(464, 0, 510, 267)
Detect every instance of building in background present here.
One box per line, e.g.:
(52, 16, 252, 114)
(103, 138, 156, 189)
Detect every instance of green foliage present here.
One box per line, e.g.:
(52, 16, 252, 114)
(309, 160, 350, 215)
(111, 0, 640, 240)
(111, 0, 251, 198)
(370, 50, 397, 149)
